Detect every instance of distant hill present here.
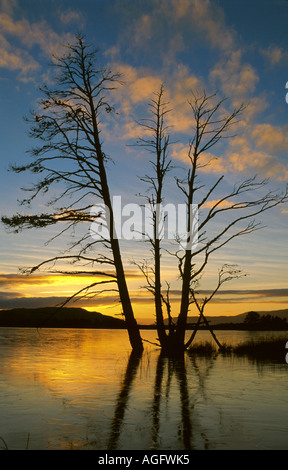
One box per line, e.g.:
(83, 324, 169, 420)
(257, 309, 288, 319)
(163, 308, 288, 330)
(0, 307, 126, 329)
(0, 306, 287, 330)
(188, 309, 288, 326)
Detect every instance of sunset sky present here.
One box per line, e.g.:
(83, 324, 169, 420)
(0, 0, 288, 323)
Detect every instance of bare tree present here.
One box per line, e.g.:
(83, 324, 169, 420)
(1, 35, 143, 353)
(136, 88, 288, 353)
(132, 85, 172, 350)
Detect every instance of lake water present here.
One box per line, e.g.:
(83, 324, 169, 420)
(0, 327, 288, 450)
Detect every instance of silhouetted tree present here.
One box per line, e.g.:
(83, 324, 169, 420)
(244, 311, 287, 330)
(244, 311, 261, 326)
(132, 85, 173, 350)
(1, 35, 143, 353)
(135, 87, 288, 353)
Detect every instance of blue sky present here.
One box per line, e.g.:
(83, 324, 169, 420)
(0, 0, 288, 320)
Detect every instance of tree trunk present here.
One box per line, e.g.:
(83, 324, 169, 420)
(90, 94, 143, 354)
(101, 173, 143, 353)
(111, 236, 144, 353)
(154, 229, 168, 349)
(175, 249, 192, 350)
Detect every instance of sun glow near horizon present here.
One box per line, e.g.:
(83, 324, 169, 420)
(0, 269, 286, 323)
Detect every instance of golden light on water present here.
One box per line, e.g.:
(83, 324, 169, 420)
(1, 327, 288, 450)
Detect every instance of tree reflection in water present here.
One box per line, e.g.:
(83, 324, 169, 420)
(107, 351, 142, 450)
(107, 349, 218, 450)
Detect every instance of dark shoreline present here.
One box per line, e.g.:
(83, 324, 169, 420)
(0, 306, 287, 331)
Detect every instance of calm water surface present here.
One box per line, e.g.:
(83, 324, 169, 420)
(0, 327, 287, 450)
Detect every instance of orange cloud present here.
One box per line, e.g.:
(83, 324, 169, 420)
(210, 50, 260, 106)
(251, 123, 288, 154)
(261, 45, 288, 67)
(161, 0, 236, 54)
(202, 199, 234, 210)
(0, 273, 57, 287)
(0, 5, 73, 81)
(171, 133, 288, 182)
(228, 134, 288, 181)
(0, 34, 40, 80)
